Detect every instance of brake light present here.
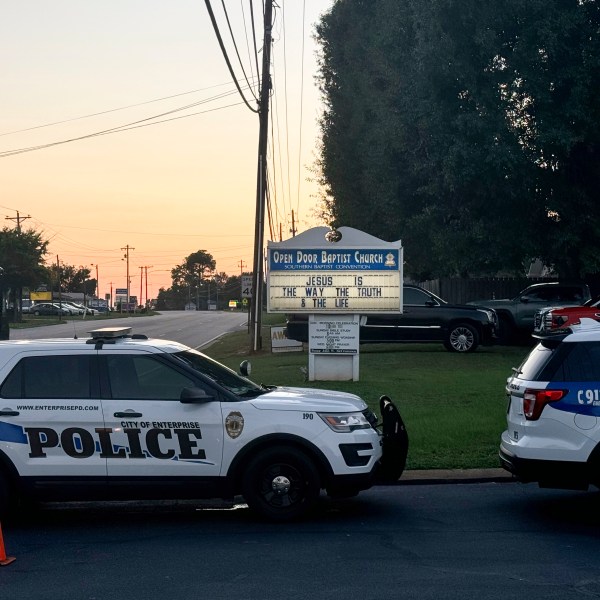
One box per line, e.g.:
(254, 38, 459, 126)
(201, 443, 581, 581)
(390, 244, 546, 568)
(523, 388, 566, 420)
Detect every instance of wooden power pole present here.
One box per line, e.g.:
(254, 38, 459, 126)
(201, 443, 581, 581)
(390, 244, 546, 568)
(250, 0, 273, 353)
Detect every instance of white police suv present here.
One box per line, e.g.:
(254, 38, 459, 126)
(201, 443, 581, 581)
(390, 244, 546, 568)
(500, 319, 600, 490)
(0, 327, 407, 520)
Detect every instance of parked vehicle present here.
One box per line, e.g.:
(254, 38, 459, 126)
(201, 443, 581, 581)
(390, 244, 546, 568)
(63, 302, 97, 316)
(60, 302, 84, 315)
(286, 284, 498, 353)
(21, 300, 34, 314)
(0, 327, 408, 520)
(31, 303, 71, 316)
(534, 297, 600, 333)
(469, 282, 591, 343)
(500, 318, 600, 491)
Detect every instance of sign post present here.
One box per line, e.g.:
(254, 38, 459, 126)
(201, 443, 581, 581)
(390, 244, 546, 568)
(267, 227, 403, 381)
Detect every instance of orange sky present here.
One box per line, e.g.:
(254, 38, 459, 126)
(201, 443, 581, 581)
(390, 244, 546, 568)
(1, 1, 332, 301)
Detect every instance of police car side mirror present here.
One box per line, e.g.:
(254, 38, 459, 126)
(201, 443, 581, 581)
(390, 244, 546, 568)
(180, 387, 214, 403)
(240, 360, 251, 377)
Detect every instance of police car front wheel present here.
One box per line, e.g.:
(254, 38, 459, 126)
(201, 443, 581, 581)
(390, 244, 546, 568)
(241, 446, 321, 521)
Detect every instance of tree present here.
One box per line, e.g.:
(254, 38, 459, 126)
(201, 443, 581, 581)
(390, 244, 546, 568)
(155, 251, 218, 310)
(315, 0, 600, 279)
(0, 227, 49, 320)
(171, 251, 216, 290)
(47, 263, 96, 295)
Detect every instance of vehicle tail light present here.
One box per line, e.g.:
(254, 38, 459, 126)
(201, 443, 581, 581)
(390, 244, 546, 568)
(523, 388, 566, 420)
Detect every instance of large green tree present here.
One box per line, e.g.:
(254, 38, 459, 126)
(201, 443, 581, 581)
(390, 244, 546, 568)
(171, 250, 216, 290)
(47, 263, 97, 296)
(316, 0, 600, 279)
(0, 227, 49, 317)
(156, 250, 217, 310)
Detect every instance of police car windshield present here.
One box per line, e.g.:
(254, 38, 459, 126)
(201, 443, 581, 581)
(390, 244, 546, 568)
(172, 349, 265, 397)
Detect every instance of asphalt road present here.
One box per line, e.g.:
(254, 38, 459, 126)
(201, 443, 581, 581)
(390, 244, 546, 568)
(9, 310, 249, 348)
(2, 481, 600, 600)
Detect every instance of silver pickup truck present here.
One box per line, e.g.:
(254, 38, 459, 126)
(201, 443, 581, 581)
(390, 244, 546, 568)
(469, 282, 591, 343)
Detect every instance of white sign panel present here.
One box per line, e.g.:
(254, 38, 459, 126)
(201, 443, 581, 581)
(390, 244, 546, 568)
(270, 326, 303, 353)
(241, 275, 253, 298)
(268, 248, 402, 313)
(309, 316, 359, 354)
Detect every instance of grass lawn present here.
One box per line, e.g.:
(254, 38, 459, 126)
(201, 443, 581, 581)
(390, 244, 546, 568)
(205, 317, 529, 471)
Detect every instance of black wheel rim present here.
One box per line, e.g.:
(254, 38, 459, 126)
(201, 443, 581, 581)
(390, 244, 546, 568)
(258, 463, 305, 509)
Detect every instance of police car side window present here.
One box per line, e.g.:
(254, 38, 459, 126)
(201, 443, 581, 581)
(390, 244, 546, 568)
(106, 355, 197, 400)
(549, 342, 600, 382)
(0, 355, 92, 399)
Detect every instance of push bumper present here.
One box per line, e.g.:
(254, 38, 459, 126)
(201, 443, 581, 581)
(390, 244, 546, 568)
(499, 447, 590, 490)
(377, 395, 409, 483)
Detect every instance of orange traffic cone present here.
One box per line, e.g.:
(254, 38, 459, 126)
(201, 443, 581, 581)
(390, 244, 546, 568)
(0, 521, 15, 566)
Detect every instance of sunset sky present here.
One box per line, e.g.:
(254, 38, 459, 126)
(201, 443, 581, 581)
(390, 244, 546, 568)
(1, 1, 333, 302)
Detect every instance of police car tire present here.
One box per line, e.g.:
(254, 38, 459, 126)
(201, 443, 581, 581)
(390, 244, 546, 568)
(241, 446, 321, 521)
(444, 322, 479, 353)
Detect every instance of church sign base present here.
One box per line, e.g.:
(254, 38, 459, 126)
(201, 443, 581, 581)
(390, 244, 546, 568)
(308, 314, 359, 381)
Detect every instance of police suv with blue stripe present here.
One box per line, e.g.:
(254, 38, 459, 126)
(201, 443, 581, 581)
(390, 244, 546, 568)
(500, 318, 600, 489)
(0, 327, 407, 520)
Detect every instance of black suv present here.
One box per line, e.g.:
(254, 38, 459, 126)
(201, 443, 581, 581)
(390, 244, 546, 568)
(285, 284, 497, 353)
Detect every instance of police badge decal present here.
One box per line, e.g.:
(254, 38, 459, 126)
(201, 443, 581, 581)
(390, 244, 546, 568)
(225, 411, 244, 439)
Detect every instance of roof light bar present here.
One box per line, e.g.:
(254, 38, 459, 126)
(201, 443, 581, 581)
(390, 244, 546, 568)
(88, 327, 132, 339)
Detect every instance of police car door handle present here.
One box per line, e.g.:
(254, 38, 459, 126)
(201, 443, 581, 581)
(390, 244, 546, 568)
(0, 408, 19, 416)
(114, 411, 143, 418)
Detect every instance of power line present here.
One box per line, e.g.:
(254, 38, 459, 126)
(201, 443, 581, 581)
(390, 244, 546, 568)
(0, 100, 245, 158)
(296, 0, 307, 216)
(280, 3, 292, 223)
(249, 0, 261, 94)
(240, 0, 258, 88)
(220, 0, 258, 101)
(204, 0, 259, 113)
(0, 80, 255, 138)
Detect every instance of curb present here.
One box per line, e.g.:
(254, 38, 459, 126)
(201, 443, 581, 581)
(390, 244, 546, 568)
(396, 468, 513, 485)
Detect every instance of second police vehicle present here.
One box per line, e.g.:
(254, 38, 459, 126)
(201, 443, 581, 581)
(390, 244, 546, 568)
(501, 318, 600, 490)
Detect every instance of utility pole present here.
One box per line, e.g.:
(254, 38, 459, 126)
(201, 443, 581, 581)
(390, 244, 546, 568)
(91, 263, 99, 299)
(121, 245, 134, 311)
(250, 0, 273, 353)
(290, 210, 297, 237)
(139, 266, 144, 307)
(144, 266, 152, 308)
(6, 211, 31, 319)
(5, 211, 30, 233)
(56, 256, 63, 315)
(139, 265, 153, 308)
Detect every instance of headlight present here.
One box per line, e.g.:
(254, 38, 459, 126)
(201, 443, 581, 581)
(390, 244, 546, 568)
(318, 412, 371, 432)
(477, 308, 495, 321)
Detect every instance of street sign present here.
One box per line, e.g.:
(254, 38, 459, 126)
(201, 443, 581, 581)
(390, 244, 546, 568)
(241, 275, 253, 298)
